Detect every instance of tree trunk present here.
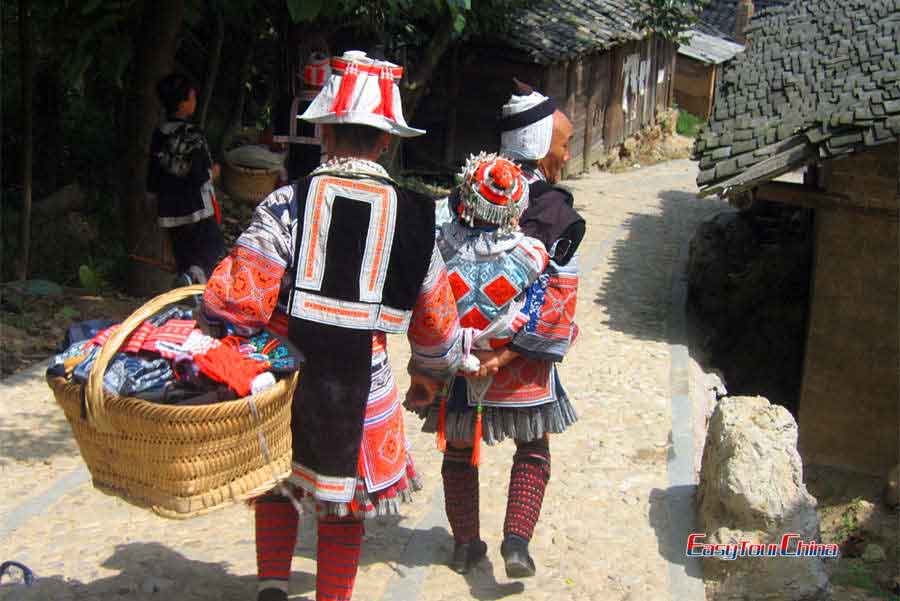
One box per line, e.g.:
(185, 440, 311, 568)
(441, 44, 462, 170)
(384, 8, 455, 173)
(220, 38, 255, 156)
(122, 0, 185, 296)
(199, 3, 224, 129)
(17, 0, 34, 281)
(36, 65, 63, 192)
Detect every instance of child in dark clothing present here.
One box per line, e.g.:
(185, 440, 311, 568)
(148, 73, 225, 284)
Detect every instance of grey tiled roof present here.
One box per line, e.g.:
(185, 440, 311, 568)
(678, 29, 745, 64)
(694, 0, 900, 196)
(502, 0, 643, 64)
(695, 0, 790, 41)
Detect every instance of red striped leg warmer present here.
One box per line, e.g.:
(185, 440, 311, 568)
(442, 446, 480, 544)
(503, 437, 551, 541)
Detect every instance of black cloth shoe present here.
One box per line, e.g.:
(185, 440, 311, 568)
(501, 534, 536, 578)
(450, 539, 487, 574)
(257, 588, 288, 601)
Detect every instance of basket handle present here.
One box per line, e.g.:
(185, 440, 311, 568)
(85, 284, 207, 431)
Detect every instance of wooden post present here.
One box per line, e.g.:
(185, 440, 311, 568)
(649, 35, 658, 121)
(582, 55, 597, 174)
(565, 59, 578, 117)
(563, 60, 578, 178)
(669, 42, 677, 108)
(199, 5, 224, 129)
(17, 0, 33, 280)
(707, 64, 719, 120)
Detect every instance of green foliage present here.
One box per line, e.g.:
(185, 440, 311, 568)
(282, 0, 530, 44)
(831, 560, 896, 598)
(833, 497, 864, 544)
(3, 0, 531, 289)
(629, 0, 708, 44)
(60, 92, 124, 189)
(286, 0, 324, 22)
(78, 264, 103, 295)
(676, 109, 703, 137)
(56, 305, 79, 321)
(1, 312, 35, 333)
(49, 2, 140, 89)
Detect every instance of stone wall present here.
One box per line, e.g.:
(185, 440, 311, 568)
(798, 143, 899, 476)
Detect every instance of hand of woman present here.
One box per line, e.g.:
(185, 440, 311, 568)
(471, 348, 520, 378)
(404, 373, 442, 409)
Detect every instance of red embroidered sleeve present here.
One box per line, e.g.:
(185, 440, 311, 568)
(203, 245, 286, 334)
(509, 255, 579, 362)
(407, 246, 462, 378)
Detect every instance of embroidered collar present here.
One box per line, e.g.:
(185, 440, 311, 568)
(522, 164, 546, 184)
(507, 159, 546, 184)
(311, 157, 394, 183)
(439, 219, 524, 259)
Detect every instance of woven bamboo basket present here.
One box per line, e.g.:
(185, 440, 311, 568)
(223, 160, 281, 204)
(47, 285, 297, 519)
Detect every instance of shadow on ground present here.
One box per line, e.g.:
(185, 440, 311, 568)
(0, 366, 77, 465)
(594, 190, 728, 344)
(1, 524, 525, 601)
(0, 542, 263, 601)
(648, 485, 703, 581)
(0, 418, 76, 465)
(368, 521, 525, 601)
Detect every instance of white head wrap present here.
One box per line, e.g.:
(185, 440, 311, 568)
(499, 91, 554, 161)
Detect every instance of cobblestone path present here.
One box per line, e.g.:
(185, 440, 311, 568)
(0, 160, 728, 601)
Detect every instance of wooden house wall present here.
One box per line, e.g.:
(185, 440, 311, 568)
(403, 46, 543, 173)
(674, 55, 717, 119)
(406, 35, 677, 175)
(563, 34, 677, 175)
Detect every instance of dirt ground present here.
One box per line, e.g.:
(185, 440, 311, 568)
(807, 465, 900, 600)
(0, 283, 146, 377)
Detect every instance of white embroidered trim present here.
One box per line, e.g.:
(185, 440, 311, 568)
(158, 180, 216, 227)
(289, 463, 357, 503)
(438, 219, 524, 259)
(311, 157, 393, 182)
(289, 291, 411, 334)
(296, 175, 398, 303)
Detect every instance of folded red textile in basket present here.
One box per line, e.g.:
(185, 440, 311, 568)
(90, 320, 197, 358)
(194, 340, 270, 397)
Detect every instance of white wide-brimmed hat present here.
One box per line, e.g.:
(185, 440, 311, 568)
(300, 50, 425, 138)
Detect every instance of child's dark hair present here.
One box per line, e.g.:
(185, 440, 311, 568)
(156, 73, 196, 116)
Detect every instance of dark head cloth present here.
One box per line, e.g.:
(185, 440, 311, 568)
(498, 78, 557, 133)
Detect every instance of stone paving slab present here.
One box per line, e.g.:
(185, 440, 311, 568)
(0, 160, 728, 601)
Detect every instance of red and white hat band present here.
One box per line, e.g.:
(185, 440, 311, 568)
(299, 50, 425, 138)
(303, 52, 330, 88)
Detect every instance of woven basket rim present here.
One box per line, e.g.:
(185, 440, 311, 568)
(49, 372, 297, 423)
(47, 285, 298, 518)
(224, 158, 282, 175)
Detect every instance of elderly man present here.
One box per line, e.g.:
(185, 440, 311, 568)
(416, 80, 585, 577)
(203, 50, 462, 601)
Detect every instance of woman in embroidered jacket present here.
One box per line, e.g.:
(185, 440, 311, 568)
(415, 80, 585, 577)
(201, 51, 462, 601)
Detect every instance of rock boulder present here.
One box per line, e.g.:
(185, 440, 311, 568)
(698, 396, 831, 601)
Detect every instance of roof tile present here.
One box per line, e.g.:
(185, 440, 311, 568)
(695, 0, 900, 194)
